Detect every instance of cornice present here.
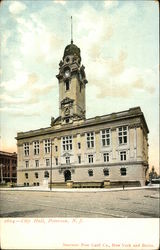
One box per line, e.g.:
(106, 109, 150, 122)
(16, 107, 148, 140)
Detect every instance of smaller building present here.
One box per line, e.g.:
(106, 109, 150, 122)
(0, 151, 17, 184)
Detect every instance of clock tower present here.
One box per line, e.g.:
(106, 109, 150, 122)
(56, 41, 88, 125)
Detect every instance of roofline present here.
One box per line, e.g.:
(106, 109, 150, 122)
(16, 107, 149, 140)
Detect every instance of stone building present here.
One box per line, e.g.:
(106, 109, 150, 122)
(16, 40, 149, 187)
(0, 151, 17, 184)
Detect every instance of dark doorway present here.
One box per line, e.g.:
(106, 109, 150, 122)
(64, 170, 71, 182)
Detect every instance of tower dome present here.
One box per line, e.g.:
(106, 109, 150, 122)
(63, 42, 81, 60)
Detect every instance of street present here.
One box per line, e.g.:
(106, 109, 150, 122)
(0, 188, 159, 218)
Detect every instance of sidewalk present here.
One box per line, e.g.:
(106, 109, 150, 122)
(0, 184, 159, 192)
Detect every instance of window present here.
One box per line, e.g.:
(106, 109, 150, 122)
(65, 79, 70, 91)
(78, 155, 81, 164)
(24, 143, 29, 156)
(65, 118, 70, 124)
(120, 151, 127, 161)
(35, 160, 39, 167)
(88, 169, 93, 176)
(101, 129, 110, 146)
(103, 168, 109, 176)
(103, 153, 109, 162)
(55, 158, 58, 165)
(34, 141, 40, 155)
(24, 183, 26, 186)
(25, 161, 29, 168)
(88, 154, 93, 163)
(46, 159, 50, 166)
(27, 183, 29, 186)
(44, 171, 49, 178)
(55, 146, 58, 152)
(80, 83, 82, 93)
(37, 182, 39, 186)
(62, 136, 72, 151)
(44, 139, 51, 154)
(25, 173, 28, 179)
(66, 157, 70, 165)
(120, 168, 127, 176)
(34, 182, 36, 186)
(86, 132, 94, 148)
(118, 126, 127, 144)
(78, 142, 81, 149)
(35, 172, 38, 178)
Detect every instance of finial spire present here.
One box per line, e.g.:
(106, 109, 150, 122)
(71, 16, 73, 44)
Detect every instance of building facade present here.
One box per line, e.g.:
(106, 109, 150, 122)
(16, 41, 149, 187)
(0, 151, 17, 184)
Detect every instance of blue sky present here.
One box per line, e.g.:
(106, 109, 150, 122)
(0, 0, 159, 172)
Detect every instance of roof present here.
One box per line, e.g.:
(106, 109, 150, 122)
(16, 106, 149, 140)
(63, 42, 81, 60)
(0, 151, 17, 157)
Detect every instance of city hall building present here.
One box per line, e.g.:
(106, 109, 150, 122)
(16, 40, 149, 188)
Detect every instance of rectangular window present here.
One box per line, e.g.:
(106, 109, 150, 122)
(55, 158, 58, 165)
(35, 160, 39, 167)
(88, 169, 93, 176)
(66, 157, 70, 164)
(25, 161, 29, 168)
(88, 154, 93, 163)
(34, 141, 40, 155)
(24, 142, 29, 156)
(78, 155, 81, 164)
(118, 126, 127, 144)
(65, 80, 70, 91)
(55, 146, 58, 152)
(62, 136, 72, 151)
(86, 132, 94, 148)
(103, 153, 109, 162)
(78, 143, 81, 149)
(101, 129, 110, 146)
(44, 139, 51, 154)
(120, 151, 127, 161)
(120, 168, 127, 176)
(46, 159, 50, 166)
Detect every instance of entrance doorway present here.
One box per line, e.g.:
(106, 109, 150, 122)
(64, 170, 71, 182)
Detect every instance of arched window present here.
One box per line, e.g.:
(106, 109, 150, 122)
(103, 168, 109, 176)
(25, 173, 28, 179)
(44, 171, 49, 178)
(35, 172, 38, 178)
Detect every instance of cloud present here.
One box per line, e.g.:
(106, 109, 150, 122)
(1, 31, 11, 51)
(108, 50, 127, 76)
(27, 73, 39, 86)
(53, 0, 66, 5)
(104, 0, 119, 10)
(31, 84, 54, 96)
(0, 93, 39, 105)
(1, 72, 28, 91)
(9, 1, 26, 15)
(15, 15, 63, 64)
(0, 106, 40, 117)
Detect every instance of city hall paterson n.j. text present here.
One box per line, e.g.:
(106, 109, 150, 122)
(16, 37, 149, 188)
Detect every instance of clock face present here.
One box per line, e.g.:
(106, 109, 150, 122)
(64, 70, 70, 78)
